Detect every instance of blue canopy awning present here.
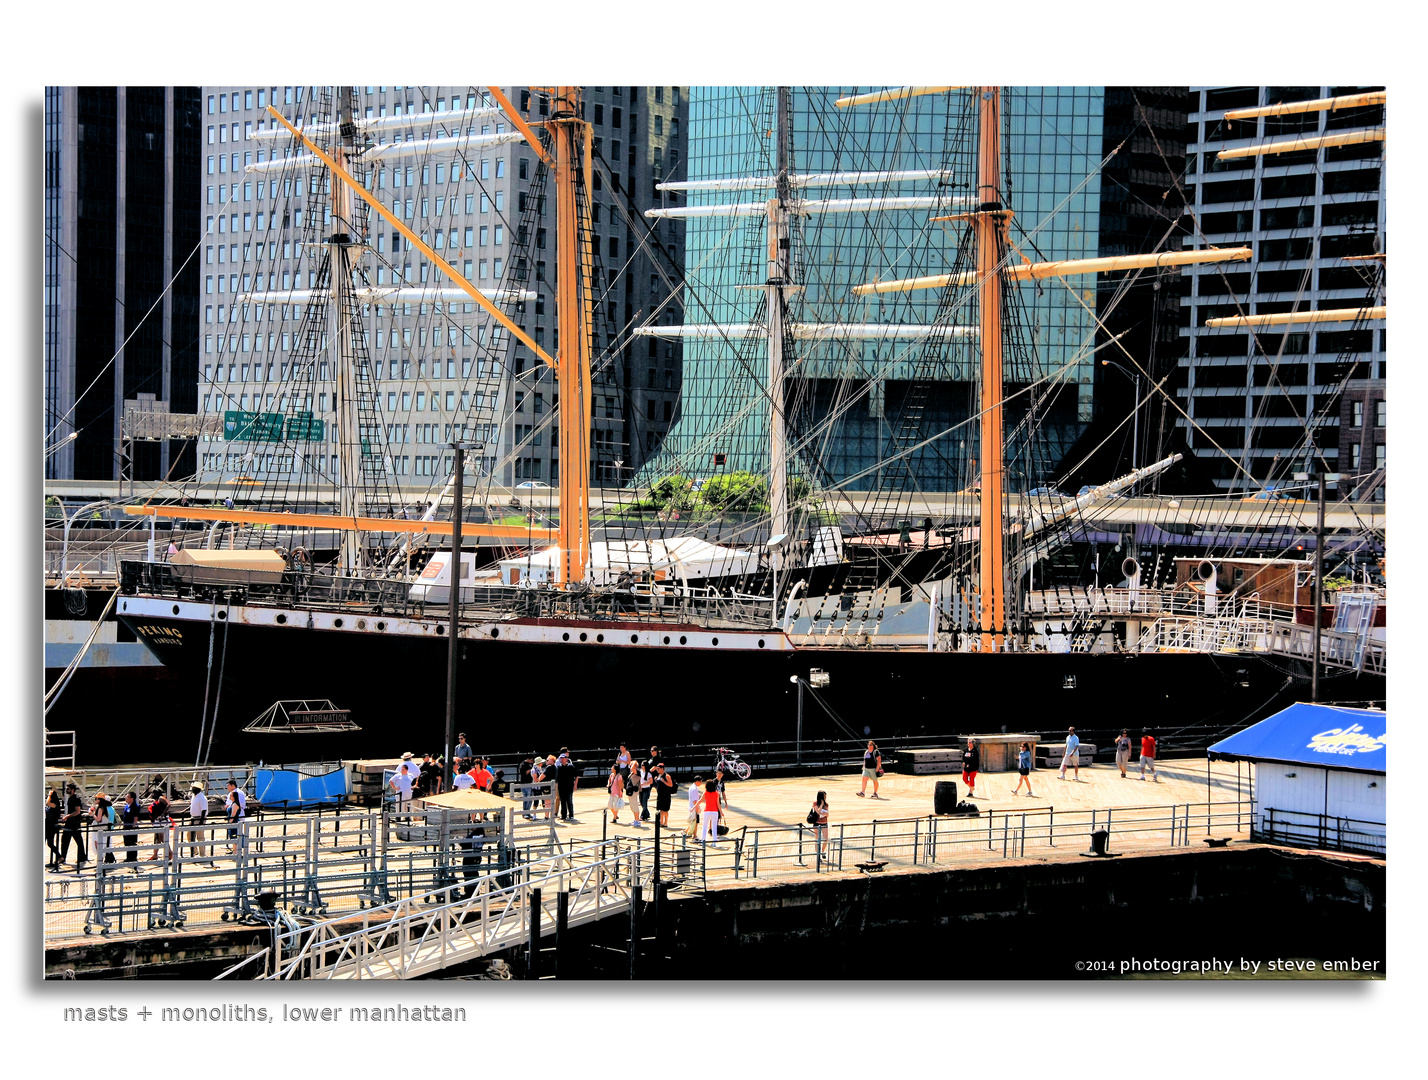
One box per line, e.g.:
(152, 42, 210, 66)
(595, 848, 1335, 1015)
(1208, 702, 1386, 773)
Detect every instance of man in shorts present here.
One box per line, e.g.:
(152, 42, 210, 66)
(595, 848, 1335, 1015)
(858, 741, 882, 798)
(1059, 726, 1082, 782)
(1140, 730, 1158, 782)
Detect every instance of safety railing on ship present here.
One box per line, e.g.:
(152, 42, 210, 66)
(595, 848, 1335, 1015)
(118, 560, 776, 630)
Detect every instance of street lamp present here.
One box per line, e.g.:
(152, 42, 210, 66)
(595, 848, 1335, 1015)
(444, 442, 481, 784)
(1101, 359, 1141, 473)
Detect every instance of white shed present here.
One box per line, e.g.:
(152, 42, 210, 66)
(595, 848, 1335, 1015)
(1208, 703, 1385, 856)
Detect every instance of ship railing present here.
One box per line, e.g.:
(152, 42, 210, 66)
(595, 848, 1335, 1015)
(1025, 587, 1300, 624)
(117, 560, 778, 630)
(1257, 806, 1385, 857)
(1137, 615, 1385, 674)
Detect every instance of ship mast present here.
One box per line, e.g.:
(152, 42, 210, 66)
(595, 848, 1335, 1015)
(974, 86, 1008, 651)
(328, 87, 366, 574)
(550, 86, 593, 587)
(767, 86, 793, 588)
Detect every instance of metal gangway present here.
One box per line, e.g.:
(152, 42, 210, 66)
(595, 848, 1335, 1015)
(1138, 615, 1385, 675)
(218, 837, 652, 980)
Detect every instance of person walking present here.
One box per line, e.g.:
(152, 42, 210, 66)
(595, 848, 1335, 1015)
(45, 790, 63, 872)
(188, 783, 213, 865)
(120, 792, 141, 865)
(962, 738, 981, 798)
(653, 763, 676, 828)
(1140, 730, 1158, 782)
(606, 765, 627, 825)
(1059, 727, 1082, 782)
(148, 787, 172, 861)
(555, 750, 579, 821)
(714, 766, 730, 810)
(59, 784, 87, 871)
(614, 745, 632, 786)
(858, 741, 882, 798)
(1115, 729, 1132, 778)
(809, 790, 830, 862)
(698, 779, 723, 843)
(1011, 742, 1035, 797)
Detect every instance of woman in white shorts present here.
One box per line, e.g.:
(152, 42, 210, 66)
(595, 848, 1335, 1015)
(605, 765, 626, 825)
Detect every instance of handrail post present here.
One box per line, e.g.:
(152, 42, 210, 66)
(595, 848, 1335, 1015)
(527, 884, 541, 979)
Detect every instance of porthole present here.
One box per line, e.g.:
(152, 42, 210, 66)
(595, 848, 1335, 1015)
(334, 618, 344, 628)
(436, 624, 446, 636)
(630, 634, 639, 644)
(376, 621, 386, 631)
(356, 619, 367, 630)
(562, 632, 570, 641)
(757, 639, 765, 649)
(276, 613, 287, 625)
(711, 637, 719, 646)
(679, 635, 687, 645)
(596, 633, 605, 643)
(491, 628, 500, 638)
(121, 602, 127, 612)
(217, 610, 227, 621)
(579, 632, 588, 642)
(172, 605, 181, 615)
(663, 636, 670, 645)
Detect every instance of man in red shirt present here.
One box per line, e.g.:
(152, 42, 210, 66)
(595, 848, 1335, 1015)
(1139, 732, 1158, 782)
(469, 757, 495, 792)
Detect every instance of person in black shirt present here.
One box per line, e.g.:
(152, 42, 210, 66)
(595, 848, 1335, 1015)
(640, 746, 660, 821)
(59, 785, 87, 871)
(45, 790, 62, 872)
(961, 738, 981, 799)
(652, 763, 676, 827)
(555, 750, 579, 821)
(120, 792, 142, 864)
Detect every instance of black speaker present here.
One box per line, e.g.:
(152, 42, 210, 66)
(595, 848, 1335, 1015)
(933, 781, 958, 815)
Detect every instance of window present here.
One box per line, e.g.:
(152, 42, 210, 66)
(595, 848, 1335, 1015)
(479, 226, 487, 246)
(612, 107, 622, 128)
(655, 115, 663, 136)
(496, 158, 505, 178)
(479, 193, 489, 214)
(1375, 400, 1386, 427)
(207, 95, 215, 115)
(1375, 444, 1385, 469)
(480, 159, 489, 180)
(519, 157, 529, 180)
(494, 225, 504, 246)
(1352, 401, 1364, 427)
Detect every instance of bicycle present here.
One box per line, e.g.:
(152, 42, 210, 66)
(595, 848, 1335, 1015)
(712, 747, 752, 781)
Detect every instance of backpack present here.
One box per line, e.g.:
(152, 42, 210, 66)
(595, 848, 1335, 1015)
(664, 775, 678, 796)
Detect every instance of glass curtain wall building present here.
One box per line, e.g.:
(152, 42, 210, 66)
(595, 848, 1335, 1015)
(644, 86, 1104, 498)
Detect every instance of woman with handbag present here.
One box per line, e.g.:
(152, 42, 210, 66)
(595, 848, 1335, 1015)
(807, 791, 830, 861)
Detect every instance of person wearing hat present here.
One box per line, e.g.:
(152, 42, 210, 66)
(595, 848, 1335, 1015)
(188, 783, 213, 865)
(555, 749, 578, 822)
(59, 784, 87, 871)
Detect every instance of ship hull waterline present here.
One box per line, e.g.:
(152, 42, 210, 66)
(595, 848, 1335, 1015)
(57, 600, 1386, 769)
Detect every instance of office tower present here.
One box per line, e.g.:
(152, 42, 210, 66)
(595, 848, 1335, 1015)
(44, 87, 202, 481)
(195, 85, 686, 492)
(1178, 85, 1385, 495)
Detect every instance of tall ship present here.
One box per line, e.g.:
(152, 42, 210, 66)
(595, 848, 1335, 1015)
(61, 85, 1383, 765)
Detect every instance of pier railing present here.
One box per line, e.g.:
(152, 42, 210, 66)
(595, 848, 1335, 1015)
(1258, 806, 1385, 857)
(1138, 615, 1385, 674)
(44, 792, 1260, 947)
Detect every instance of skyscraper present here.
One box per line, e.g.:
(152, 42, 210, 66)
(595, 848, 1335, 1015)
(44, 86, 202, 481)
(1178, 85, 1385, 495)
(644, 86, 1106, 498)
(192, 85, 686, 494)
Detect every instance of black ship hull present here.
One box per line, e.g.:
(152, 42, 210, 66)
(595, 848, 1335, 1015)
(72, 602, 1385, 769)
